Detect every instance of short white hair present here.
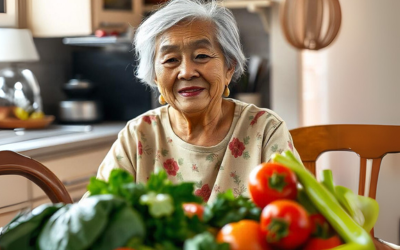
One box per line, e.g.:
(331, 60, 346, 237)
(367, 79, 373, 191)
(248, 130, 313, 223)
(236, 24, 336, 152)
(134, 0, 246, 88)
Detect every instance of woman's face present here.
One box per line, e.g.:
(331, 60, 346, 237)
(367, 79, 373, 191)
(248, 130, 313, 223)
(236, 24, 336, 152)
(154, 20, 235, 114)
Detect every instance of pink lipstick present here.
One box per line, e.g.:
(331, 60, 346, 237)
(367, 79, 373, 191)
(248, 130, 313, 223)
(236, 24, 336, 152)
(178, 87, 204, 97)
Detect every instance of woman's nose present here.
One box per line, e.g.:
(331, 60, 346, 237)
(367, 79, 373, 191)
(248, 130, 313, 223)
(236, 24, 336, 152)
(177, 59, 199, 80)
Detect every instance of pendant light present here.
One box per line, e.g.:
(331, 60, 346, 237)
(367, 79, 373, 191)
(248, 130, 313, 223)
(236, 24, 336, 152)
(280, 0, 342, 50)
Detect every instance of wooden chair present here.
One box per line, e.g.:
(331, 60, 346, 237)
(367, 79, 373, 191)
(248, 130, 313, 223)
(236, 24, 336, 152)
(290, 124, 400, 239)
(0, 150, 73, 204)
(290, 124, 400, 200)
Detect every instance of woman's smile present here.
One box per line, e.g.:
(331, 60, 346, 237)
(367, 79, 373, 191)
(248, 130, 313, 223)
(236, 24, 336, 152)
(178, 86, 205, 97)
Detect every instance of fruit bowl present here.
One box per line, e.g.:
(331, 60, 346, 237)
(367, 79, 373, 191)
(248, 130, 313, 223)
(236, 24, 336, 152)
(0, 107, 10, 120)
(0, 115, 55, 129)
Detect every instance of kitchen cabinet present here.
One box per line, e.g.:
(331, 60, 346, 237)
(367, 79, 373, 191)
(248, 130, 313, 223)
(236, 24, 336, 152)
(13, 0, 272, 38)
(62, 0, 273, 45)
(19, 0, 141, 38)
(0, 123, 125, 227)
(21, 0, 92, 37)
(0, 176, 30, 226)
(30, 145, 111, 205)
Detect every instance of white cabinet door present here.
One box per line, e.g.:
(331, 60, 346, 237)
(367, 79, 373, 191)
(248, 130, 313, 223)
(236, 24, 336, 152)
(0, 176, 29, 208)
(25, 0, 92, 37)
(30, 145, 111, 202)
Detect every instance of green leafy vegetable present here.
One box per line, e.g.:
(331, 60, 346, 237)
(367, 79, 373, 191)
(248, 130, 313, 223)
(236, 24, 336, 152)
(38, 194, 145, 250)
(88, 169, 207, 248)
(183, 231, 230, 250)
(140, 192, 174, 218)
(203, 189, 261, 228)
(0, 203, 64, 250)
(1, 168, 262, 250)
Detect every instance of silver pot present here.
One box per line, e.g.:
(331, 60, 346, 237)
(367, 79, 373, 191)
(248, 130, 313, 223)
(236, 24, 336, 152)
(58, 100, 102, 123)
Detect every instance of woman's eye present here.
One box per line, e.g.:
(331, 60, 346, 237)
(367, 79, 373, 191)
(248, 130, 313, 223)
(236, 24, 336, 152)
(164, 58, 178, 64)
(196, 54, 210, 59)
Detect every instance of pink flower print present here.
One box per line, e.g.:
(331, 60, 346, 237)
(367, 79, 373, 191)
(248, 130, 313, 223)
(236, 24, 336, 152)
(250, 111, 266, 126)
(214, 184, 221, 193)
(230, 171, 237, 178)
(192, 164, 199, 172)
(150, 115, 157, 121)
(143, 116, 151, 124)
(167, 137, 173, 143)
(229, 138, 245, 158)
(163, 158, 179, 176)
(288, 140, 293, 151)
(195, 184, 212, 202)
(138, 141, 143, 156)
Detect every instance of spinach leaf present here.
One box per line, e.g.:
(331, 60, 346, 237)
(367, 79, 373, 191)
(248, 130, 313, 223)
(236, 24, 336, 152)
(0, 203, 64, 250)
(38, 194, 145, 250)
(203, 190, 261, 228)
(91, 204, 145, 250)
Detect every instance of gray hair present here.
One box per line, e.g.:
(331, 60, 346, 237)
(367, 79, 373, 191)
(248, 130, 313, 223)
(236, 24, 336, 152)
(134, 0, 246, 88)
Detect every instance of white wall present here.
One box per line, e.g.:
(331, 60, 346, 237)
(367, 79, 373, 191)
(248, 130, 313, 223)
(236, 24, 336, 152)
(270, 4, 300, 130)
(301, 0, 400, 244)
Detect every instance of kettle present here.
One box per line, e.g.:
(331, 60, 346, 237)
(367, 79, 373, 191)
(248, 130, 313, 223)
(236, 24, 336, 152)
(58, 77, 103, 124)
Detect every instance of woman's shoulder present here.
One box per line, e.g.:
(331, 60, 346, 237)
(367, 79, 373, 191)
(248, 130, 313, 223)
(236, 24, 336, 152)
(229, 98, 285, 123)
(123, 105, 168, 131)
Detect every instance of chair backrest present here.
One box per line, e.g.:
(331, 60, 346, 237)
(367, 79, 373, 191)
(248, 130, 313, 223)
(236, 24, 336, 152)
(0, 150, 73, 204)
(290, 124, 400, 200)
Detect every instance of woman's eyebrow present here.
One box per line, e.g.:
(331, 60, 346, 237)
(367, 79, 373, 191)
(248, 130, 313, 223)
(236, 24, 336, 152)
(159, 39, 213, 54)
(159, 44, 179, 54)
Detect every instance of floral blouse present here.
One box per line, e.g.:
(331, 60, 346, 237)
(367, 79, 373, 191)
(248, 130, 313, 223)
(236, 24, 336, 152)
(95, 98, 301, 203)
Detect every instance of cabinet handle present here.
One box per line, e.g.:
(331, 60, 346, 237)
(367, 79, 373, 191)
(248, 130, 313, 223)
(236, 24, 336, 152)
(62, 172, 96, 187)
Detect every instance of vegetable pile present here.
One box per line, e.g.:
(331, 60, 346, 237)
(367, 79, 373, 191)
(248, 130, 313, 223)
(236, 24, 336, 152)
(0, 151, 379, 250)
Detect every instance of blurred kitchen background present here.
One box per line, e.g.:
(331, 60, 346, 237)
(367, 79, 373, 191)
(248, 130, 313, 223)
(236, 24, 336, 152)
(1, 0, 400, 244)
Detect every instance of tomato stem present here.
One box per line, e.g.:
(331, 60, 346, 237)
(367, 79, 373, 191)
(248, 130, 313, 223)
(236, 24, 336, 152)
(268, 171, 287, 192)
(266, 218, 289, 243)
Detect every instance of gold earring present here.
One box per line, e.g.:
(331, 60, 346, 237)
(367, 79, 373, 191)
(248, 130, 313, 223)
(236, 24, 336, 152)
(158, 94, 166, 105)
(223, 85, 230, 97)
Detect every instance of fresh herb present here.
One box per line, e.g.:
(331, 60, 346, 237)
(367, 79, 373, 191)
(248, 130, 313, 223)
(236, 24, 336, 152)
(203, 189, 261, 228)
(88, 169, 208, 248)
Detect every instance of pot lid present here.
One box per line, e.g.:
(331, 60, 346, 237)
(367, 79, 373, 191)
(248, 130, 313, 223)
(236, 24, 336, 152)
(65, 78, 93, 90)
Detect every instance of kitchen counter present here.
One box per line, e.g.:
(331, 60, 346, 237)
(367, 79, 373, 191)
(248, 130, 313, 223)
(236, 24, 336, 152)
(0, 122, 126, 158)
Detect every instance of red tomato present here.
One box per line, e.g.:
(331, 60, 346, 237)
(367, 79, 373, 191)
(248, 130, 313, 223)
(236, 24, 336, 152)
(217, 220, 271, 250)
(182, 202, 204, 220)
(95, 29, 108, 37)
(309, 214, 334, 238)
(260, 199, 311, 250)
(302, 235, 342, 250)
(248, 162, 298, 208)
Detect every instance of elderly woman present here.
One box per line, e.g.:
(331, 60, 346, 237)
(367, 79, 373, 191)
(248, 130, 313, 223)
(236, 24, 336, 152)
(94, 0, 299, 203)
